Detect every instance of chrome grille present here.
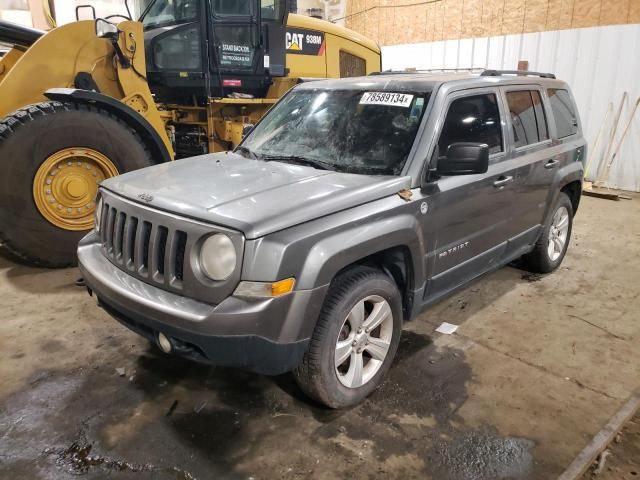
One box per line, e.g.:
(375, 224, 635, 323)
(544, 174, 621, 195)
(98, 201, 187, 289)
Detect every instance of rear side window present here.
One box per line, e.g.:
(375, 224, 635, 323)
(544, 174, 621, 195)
(506, 90, 549, 148)
(438, 93, 503, 156)
(548, 89, 578, 138)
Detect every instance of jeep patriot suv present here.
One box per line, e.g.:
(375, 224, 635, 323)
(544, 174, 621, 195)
(79, 70, 585, 407)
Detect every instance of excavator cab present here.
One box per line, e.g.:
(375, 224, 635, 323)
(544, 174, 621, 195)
(141, 0, 288, 103)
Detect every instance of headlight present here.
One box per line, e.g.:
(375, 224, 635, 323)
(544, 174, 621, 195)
(199, 233, 236, 281)
(95, 197, 103, 232)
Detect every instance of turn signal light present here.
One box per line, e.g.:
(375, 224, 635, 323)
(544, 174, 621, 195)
(234, 278, 296, 298)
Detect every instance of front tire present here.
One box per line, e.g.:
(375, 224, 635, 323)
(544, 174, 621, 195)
(293, 266, 402, 408)
(0, 101, 154, 267)
(523, 192, 574, 273)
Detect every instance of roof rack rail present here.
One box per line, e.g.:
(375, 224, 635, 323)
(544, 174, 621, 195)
(369, 67, 484, 76)
(480, 69, 556, 79)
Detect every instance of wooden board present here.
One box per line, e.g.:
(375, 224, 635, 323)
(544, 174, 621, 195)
(558, 393, 640, 480)
(583, 189, 621, 201)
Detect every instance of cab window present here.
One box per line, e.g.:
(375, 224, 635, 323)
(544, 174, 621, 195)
(437, 93, 503, 157)
(213, 0, 252, 15)
(142, 0, 198, 28)
(261, 0, 285, 20)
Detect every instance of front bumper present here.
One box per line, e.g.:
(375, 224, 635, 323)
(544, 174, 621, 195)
(78, 233, 328, 375)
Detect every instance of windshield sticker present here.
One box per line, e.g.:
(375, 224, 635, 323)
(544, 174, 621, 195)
(360, 92, 414, 108)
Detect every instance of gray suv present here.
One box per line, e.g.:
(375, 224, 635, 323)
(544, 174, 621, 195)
(78, 70, 585, 408)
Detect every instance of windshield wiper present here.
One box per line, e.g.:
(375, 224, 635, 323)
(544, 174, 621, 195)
(261, 155, 336, 171)
(234, 145, 260, 160)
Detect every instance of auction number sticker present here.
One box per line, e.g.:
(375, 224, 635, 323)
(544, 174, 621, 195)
(360, 92, 414, 107)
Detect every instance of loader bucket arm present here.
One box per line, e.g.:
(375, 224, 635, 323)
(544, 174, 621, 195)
(0, 19, 172, 157)
(0, 19, 44, 47)
(0, 21, 120, 119)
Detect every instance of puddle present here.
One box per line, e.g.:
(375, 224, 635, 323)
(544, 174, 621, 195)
(426, 427, 535, 480)
(45, 437, 195, 479)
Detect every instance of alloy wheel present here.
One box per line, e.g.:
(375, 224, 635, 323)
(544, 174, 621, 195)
(334, 295, 394, 388)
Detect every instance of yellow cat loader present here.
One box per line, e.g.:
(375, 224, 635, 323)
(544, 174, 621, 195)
(0, 0, 380, 267)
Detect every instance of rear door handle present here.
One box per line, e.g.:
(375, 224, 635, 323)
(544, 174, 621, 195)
(544, 159, 559, 169)
(493, 175, 513, 188)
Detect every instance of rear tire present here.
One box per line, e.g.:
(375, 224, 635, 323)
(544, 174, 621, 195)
(0, 101, 154, 267)
(293, 266, 402, 408)
(523, 192, 573, 273)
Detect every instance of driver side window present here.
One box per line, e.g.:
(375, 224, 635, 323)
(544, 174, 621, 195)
(437, 93, 503, 159)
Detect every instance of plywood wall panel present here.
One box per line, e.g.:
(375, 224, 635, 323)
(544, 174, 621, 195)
(393, 1, 411, 44)
(425, 3, 437, 42)
(523, 0, 549, 33)
(345, 0, 640, 46)
(501, 0, 525, 35)
(363, 0, 380, 41)
(364, 9, 380, 41)
(442, 0, 464, 40)
(545, 0, 563, 30)
(406, 3, 429, 43)
(461, 0, 483, 39)
(572, 0, 602, 28)
(558, 0, 576, 29)
(599, 0, 629, 25)
(432, 1, 445, 42)
(630, 0, 640, 22)
(485, 0, 505, 37)
(378, 1, 395, 45)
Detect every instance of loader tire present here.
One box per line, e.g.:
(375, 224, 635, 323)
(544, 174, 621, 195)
(0, 101, 154, 268)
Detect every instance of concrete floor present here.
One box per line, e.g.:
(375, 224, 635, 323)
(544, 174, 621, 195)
(1, 195, 639, 480)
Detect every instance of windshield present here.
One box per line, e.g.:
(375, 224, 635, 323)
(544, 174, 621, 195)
(241, 89, 429, 175)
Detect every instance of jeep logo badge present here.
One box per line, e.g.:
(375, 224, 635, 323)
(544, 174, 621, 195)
(138, 193, 153, 203)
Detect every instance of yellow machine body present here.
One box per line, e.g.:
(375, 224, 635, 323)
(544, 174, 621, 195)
(0, 20, 173, 156)
(0, 12, 380, 266)
(0, 14, 381, 156)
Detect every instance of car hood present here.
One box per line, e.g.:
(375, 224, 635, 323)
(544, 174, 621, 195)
(101, 152, 411, 239)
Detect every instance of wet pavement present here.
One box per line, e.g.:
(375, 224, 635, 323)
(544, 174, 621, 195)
(0, 333, 539, 480)
(1, 195, 639, 479)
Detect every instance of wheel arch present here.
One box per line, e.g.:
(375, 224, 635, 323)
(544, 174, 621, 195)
(44, 88, 171, 164)
(560, 179, 582, 215)
(332, 245, 416, 321)
(543, 161, 583, 225)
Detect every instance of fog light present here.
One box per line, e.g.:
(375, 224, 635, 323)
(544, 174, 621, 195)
(157, 332, 172, 353)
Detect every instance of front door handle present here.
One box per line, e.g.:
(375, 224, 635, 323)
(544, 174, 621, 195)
(544, 159, 560, 169)
(493, 175, 513, 188)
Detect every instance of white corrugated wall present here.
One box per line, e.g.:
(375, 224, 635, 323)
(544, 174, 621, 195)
(381, 24, 640, 192)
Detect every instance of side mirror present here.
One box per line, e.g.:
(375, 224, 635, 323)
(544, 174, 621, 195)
(95, 18, 119, 41)
(242, 124, 254, 138)
(437, 142, 489, 176)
